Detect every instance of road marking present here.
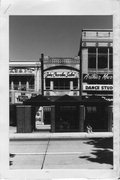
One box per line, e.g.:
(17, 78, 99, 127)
(10, 152, 82, 155)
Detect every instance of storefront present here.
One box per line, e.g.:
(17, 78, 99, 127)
(44, 68, 79, 96)
(82, 96, 112, 132)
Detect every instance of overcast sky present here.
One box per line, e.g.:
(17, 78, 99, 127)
(9, 16, 112, 61)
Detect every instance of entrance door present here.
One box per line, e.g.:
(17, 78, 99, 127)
(56, 105, 79, 132)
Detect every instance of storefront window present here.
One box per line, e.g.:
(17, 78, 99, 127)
(98, 47, 108, 69)
(45, 79, 50, 89)
(73, 78, 78, 89)
(54, 78, 70, 90)
(88, 47, 96, 69)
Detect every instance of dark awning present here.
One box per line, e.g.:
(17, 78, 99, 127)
(23, 94, 51, 106)
(82, 95, 113, 105)
(53, 94, 81, 104)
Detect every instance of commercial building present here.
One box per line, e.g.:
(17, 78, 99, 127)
(78, 29, 113, 132)
(9, 56, 80, 103)
(9, 29, 113, 133)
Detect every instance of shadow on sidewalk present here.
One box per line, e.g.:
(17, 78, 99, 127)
(79, 138, 113, 166)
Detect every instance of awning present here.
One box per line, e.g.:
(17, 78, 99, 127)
(82, 95, 113, 105)
(53, 94, 81, 105)
(23, 94, 51, 106)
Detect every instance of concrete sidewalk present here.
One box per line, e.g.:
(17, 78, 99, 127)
(9, 126, 113, 140)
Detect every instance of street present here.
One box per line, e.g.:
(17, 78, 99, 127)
(9, 138, 113, 169)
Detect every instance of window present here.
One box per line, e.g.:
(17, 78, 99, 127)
(45, 79, 50, 89)
(109, 47, 113, 69)
(73, 78, 78, 89)
(88, 47, 96, 69)
(53, 78, 70, 90)
(98, 47, 108, 69)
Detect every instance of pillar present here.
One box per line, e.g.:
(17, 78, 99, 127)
(11, 81, 14, 90)
(26, 81, 29, 90)
(70, 81, 73, 90)
(35, 68, 41, 92)
(79, 105, 85, 132)
(51, 105, 55, 132)
(18, 81, 21, 90)
(108, 105, 113, 132)
(10, 90, 15, 104)
(50, 80, 53, 90)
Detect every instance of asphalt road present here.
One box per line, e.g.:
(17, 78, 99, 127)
(9, 138, 113, 169)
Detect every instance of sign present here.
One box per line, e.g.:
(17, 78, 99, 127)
(9, 68, 35, 74)
(17, 95, 28, 102)
(83, 73, 113, 83)
(83, 84, 113, 91)
(44, 71, 78, 78)
(14, 92, 32, 103)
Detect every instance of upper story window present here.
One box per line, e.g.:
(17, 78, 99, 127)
(88, 47, 96, 69)
(98, 47, 108, 69)
(54, 78, 70, 90)
(88, 47, 113, 71)
(109, 47, 113, 69)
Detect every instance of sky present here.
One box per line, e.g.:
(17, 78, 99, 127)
(9, 16, 112, 61)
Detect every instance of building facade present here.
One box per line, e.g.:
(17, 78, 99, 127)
(9, 56, 80, 103)
(78, 29, 113, 132)
(9, 29, 113, 132)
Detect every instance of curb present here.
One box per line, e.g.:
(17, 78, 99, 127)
(9, 132, 113, 140)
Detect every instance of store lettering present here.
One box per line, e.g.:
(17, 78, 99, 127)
(83, 85, 113, 91)
(83, 74, 113, 81)
(45, 71, 77, 78)
(86, 86, 100, 90)
(84, 74, 101, 80)
(101, 86, 113, 90)
(102, 74, 113, 80)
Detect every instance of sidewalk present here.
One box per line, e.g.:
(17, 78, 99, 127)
(9, 126, 113, 140)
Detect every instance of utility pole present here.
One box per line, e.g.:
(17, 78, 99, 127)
(78, 40, 82, 97)
(39, 53, 44, 96)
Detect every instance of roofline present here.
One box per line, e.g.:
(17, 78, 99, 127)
(82, 29, 113, 31)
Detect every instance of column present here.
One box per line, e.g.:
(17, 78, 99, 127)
(51, 105, 55, 132)
(18, 81, 21, 90)
(26, 81, 29, 91)
(108, 105, 113, 132)
(79, 105, 85, 132)
(11, 90, 15, 104)
(70, 81, 73, 90)
(35, 68, 41, 93)
(34, 69, 37, 91)
(11, 81, 14, 90)
(82, 48, 88, 73)
(50, 80, 53, 90)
